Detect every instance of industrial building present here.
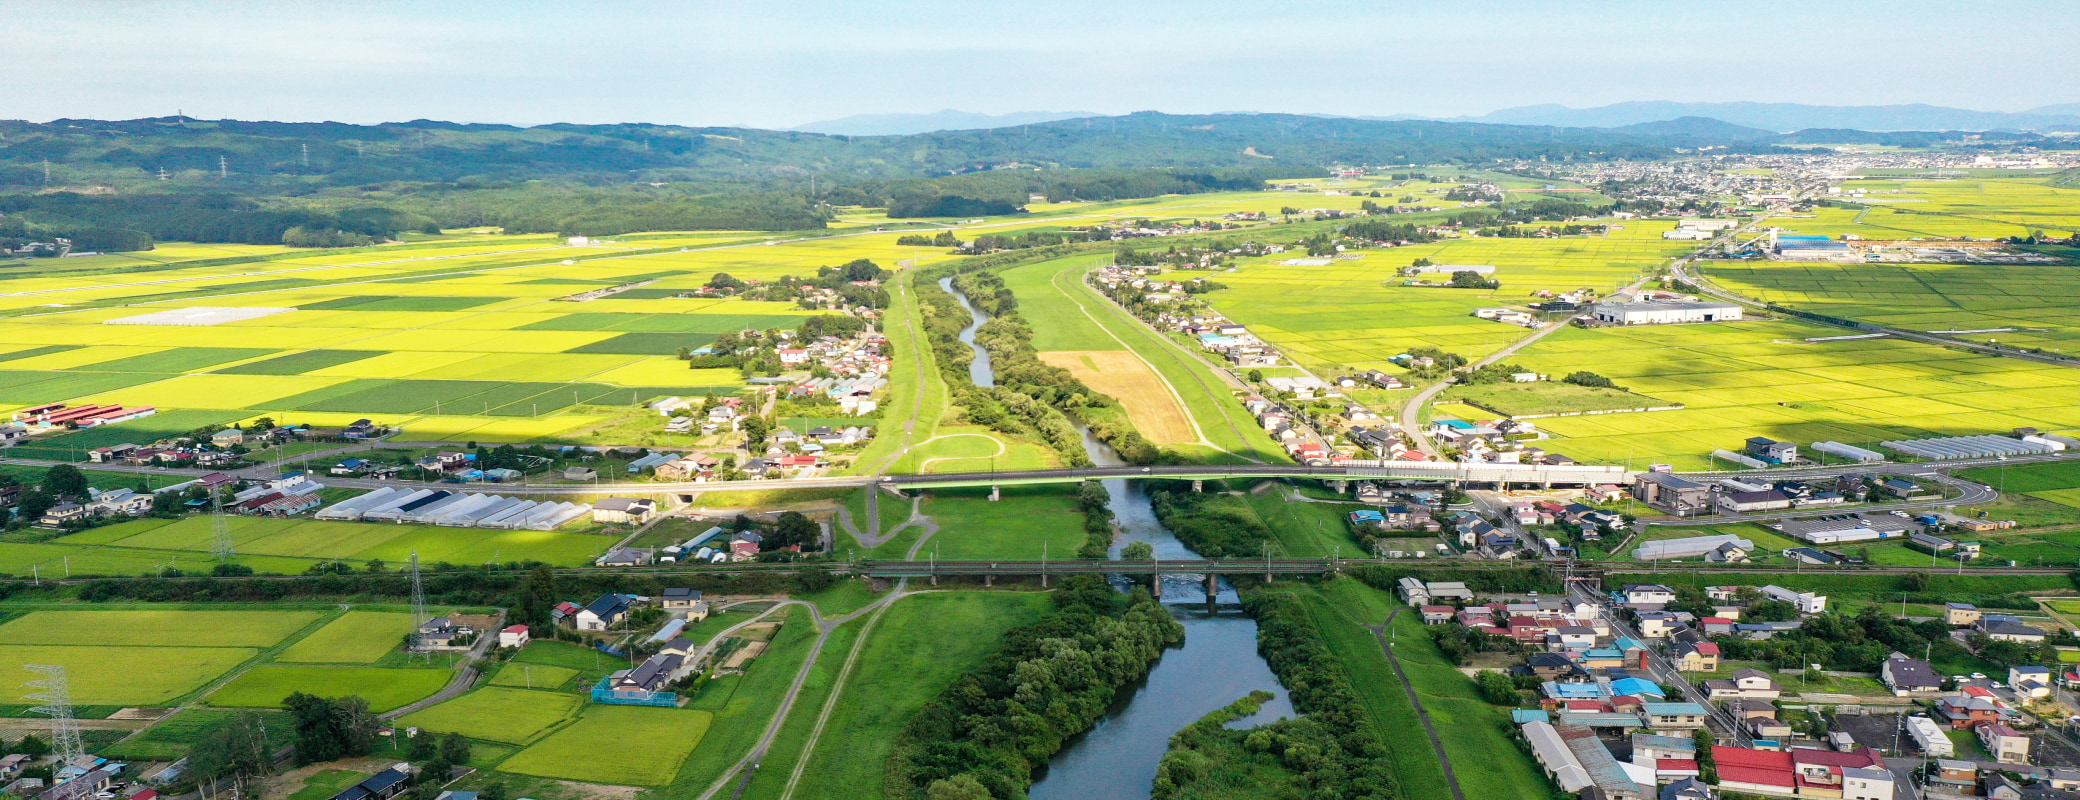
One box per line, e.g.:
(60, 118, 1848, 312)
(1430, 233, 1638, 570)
(1772, 513, 1912, 545)
(1811, 441, 1884, 462)
(1589, 300, 1743, 325)
(1775, 234, 1860, 262)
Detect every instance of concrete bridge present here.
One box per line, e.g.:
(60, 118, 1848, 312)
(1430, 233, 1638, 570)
(876, 461, 1633, 494)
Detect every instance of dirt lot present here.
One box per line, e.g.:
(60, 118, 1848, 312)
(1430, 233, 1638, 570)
(1038, 350, 1197, 444)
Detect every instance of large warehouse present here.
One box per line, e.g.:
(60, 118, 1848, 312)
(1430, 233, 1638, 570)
(1590, 300, 1743, 325)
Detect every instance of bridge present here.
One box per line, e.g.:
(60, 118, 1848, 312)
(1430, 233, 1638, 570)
(876, 461, 1633, 492)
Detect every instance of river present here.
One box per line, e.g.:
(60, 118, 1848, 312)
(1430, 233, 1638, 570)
(938, 276, 1292, 799)
(939, 276, 994, 388)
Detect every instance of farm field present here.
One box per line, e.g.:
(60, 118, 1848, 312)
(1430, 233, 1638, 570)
(14, 516, 614, 578)
(885, 488, 1086, 560)
(497, 705, 713, 786)
(487, 663, 580, 690)
(275, 611, 415, 663)
(1495, 319, 2080, 470)
(1037, 350, 1196, 444)
(397, 686, 583, 744)
(1208, 220, 1694, 376)
(0, 645, 258, 705)
(0, 608, 322, 647)
(207, 666, 451, 712)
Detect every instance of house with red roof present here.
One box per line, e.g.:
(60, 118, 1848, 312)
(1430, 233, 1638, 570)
(1711, 745, 1890, 798)
(498, 624, 530, 648)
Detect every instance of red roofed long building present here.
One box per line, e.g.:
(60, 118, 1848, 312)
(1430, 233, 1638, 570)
(1711, 745, 1890, 798)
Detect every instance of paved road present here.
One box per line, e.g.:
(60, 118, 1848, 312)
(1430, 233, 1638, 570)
(1645, 472, 1998, 528)
(1398, 275, 1649, 457)
(383, 614, 503, 719)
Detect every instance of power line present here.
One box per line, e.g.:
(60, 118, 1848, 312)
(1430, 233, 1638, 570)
(24, 664, 85, 768)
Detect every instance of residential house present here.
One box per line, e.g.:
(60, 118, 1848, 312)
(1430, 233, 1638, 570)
(1634, 611, 1681, 639)
(1980, 722, 2031, 764)
(576, 594, 635, 631)
(1929, 760, 1978, 793)
(1980, 615, 2050, 642)
(2010, 665, 2054, 699)
(1659, 778, 1711, 800)
(498, 625, 530, 648)
(1880, 652, 1942, 695)
(1704, 668, 1781, 701)
(1743, 437, 1798, 464)
(331, 458, 371, 476)
(1669, 641, 1720, 672)
(1716, 489, 1794, 514)
(595, 547, 652, 567)
(1946, 602, 1982, 627)
(211, 428, 245, 447)
(1622, 584, 1677, 606)
(1641, 703, 1710, 733)
(1633, 472, 1712, 517)
(1759, 585, 1828, 615)
(550, 601, 581, 627)
(1936, 690, 2005, 729)
(730, 531, 763, 562)
(661, 587, 705, 611)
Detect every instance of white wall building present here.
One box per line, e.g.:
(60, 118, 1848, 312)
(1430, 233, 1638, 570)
(1590, 301, 1743, 326)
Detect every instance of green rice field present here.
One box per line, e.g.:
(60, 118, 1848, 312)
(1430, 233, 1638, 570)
(4, 516, 614, 578)
(497, 705, 714, 786)
(206, 666, 451, 712)
(275, 611, 415, 663)
(397, 686, 582, 744)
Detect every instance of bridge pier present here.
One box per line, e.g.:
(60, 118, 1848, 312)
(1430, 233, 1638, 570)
(1328, 479, 1348, 495)
(989, 485, 1000, 502)
(1192, 479, 1203, 493)
(1204, 573, 1218, 597)
(984, 574, 993, 587)
(1150, 571, 1161, 598)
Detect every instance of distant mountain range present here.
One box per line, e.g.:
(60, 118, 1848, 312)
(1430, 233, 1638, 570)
(797, 102, 2080, 136)
(790, 109, 1097, 136)
(1397, 101, 2080, 133)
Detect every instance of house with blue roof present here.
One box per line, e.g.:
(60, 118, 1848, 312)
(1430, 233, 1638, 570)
(1608, 677, 1665, 699)
(576, 593, 636, 631)
(1641, 702, 1710, 732)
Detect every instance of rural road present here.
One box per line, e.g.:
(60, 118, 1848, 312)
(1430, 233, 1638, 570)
(1396, 287, 1619, 458)
(1367, 607, 1465, 800)
(383, 616, 503, 720)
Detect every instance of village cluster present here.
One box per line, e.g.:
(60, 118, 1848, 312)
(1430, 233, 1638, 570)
(1395, 576, 2080, 800)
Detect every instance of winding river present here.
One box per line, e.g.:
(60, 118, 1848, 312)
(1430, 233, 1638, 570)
(939, 276, 1291, 799)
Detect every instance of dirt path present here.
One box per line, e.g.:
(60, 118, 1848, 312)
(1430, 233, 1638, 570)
(1367, 608, 1466, 800)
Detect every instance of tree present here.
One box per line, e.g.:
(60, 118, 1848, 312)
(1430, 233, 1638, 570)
(438, 732, 471, 765)
(1247, 369, 1264, 383)
(16, 734, 47, 756)
(43, 464, 87, 498)
(1475, 670, 1518, 705)
(1693, 729, 1717, 784)
(287, 693, 377, 765)
(768, 511, 819, 551)
(707, 272, 747, 291)
(1122, 541, 1155, 560)
(1562, 371, 1616, 389)
(741, 415, 769, 447)
(924, 775, 992, 800)
(186, 711, 275, 797)
(514, 565, 559, 628)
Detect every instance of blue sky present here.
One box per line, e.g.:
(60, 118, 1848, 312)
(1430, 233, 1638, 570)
(6, 0, 2074, 127)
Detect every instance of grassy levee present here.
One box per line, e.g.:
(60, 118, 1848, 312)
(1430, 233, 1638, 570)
(664, 605, 819, 796)
(850, 266, 952, 474)
(1299, 578, 1550, 800)
(780, 592, 1052, 800)
(734, 611, 868, 800)
(1038, 258, 1283, 463)
(909, 487, 1089, 561)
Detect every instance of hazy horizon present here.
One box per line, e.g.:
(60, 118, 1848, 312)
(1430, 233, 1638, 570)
(6, 0, 2077, 129)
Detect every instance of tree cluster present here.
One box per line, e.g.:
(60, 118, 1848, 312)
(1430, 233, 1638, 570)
(890, 576, 1184, 799)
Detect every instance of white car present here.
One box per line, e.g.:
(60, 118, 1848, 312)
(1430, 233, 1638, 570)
(1971, 672, 1988, 680)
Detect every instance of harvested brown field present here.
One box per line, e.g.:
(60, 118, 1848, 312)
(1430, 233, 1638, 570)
(1038, 350, 1196, 445)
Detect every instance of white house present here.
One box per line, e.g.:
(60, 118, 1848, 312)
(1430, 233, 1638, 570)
(498, 624, 530, 648)
(1759, 585, 1827, 615)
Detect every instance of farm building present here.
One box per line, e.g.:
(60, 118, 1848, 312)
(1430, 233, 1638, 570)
(592, 497, 657, 524)
(1775, 234, 1859, 262)
(1772, 513, 1910, 545)
(498, 625, 530, 648)
(1589, 300, 1742, 326)
(1881, 434, 2058, 459)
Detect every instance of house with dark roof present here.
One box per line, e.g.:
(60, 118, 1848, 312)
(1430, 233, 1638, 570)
(327, 765, 412, 800)
(577, 594, 635, 631)
(1980, 615, 2050, 642)
(1881, 652, 1942, 695)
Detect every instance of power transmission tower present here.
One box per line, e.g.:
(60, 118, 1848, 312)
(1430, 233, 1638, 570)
(157, 166, 169, 181)
(300, 143, 310, 169)
(211, 486, 235, 561)
(24, 665, 85, 768)
(219, 155, 228, 179)
(408, 552, 427, 653)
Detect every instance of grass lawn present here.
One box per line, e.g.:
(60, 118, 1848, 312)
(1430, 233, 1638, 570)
(0, 645, 257, 705)
(665, 607, 818, 796)
(498, 705, 713, 786)
(1301, 579, 1551, 800)
(397, 686, 582, 744)
(285, 770, 369, 800)
(783, 592, 1052, 800)
(487, 663, 581, 691)
(909, 487, 1088, 561)
(275, 611, 413, 663)
(207, 666, 450, 712)
(0, 609, 321, 648)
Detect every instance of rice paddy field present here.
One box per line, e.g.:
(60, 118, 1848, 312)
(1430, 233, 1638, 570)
(1207, 220, 1695, 375)
(1504, 319, 2080, 470)
(1765, 177, 2080, 241)
(497, 704, 714, 786)
(0, 516, 613, 578)
(275, 611, 416, 663)
(397, 685, 584, 744)
(0, 608, 325, 705)
(206, 665, 452, 712)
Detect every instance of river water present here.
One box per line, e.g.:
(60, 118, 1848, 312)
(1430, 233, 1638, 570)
(938, 277, 1291, 799)
(939, 276, 994, 388)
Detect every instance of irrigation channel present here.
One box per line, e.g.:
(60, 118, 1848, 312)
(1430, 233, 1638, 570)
(941, 278, 1292, 799)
